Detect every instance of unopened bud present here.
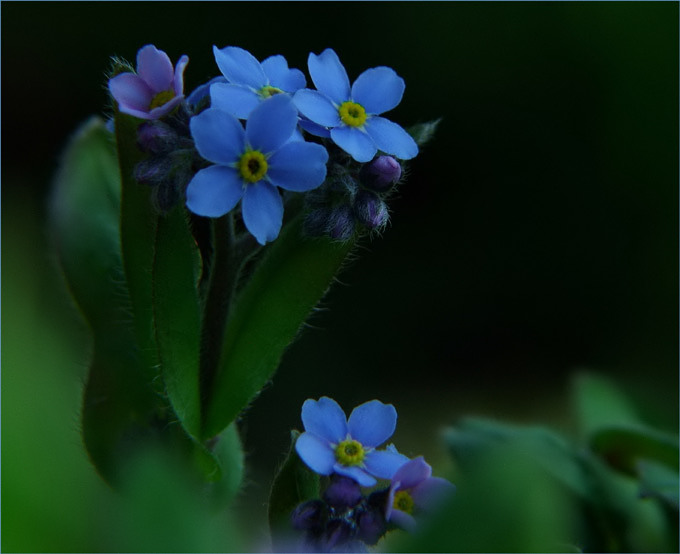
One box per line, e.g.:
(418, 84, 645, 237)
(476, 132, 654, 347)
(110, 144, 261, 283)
(292, 500, 325, 532)
(323, 474, 362, 510)
(359, 155, 401, 192)
(353, 190, 389, 230)
(328, 204, 356, 241)
(137, 121, 177, 154)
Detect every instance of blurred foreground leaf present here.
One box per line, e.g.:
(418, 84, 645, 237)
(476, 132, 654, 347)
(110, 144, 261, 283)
(203, 217, 354, 438)
(268, 430, 320, 551)
(638, 459, 679, 510)
(50, 117, 161, 482)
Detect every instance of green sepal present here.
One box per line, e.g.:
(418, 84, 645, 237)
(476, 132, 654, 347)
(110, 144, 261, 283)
(407, 118, 441, 147)
(202, 217, 354, 438)
(50, 117, 162, 482)
(152, 205, 202, 438)
(268, 430, 320, 550)
(114, 110, 160, 381)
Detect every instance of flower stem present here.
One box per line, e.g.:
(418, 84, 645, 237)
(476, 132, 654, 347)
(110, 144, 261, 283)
(199, 214, 261, 431)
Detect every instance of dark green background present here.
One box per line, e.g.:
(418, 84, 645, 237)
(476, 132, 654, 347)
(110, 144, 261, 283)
(2, 2, 677, 550)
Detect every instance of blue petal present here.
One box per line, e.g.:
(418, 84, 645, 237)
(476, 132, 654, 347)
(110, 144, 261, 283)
(364, 449, 410, 479)
(299, 118, 332, 138)
(210, 82, 261, 119)
(330, 126, 377, 163)
(262, 54, 306, 92)
(213, 45, 267, 89)
(293, 89, 340, 127)
(347, 399, 397, 448)
(301, 397, 348, 444)
(187, 76, 226, 107)
(351, 67, 405, 115)
(364, 117, 418, 160)
(389, 509, 417, 531)
(245, 94, 297, 154)
(411, 477, 456, 511)
(391, 456, 431, 489)
(190, 108, 245, 165)
(267, 141, 328, 192)
(295, 432, 336, 475)
(185, 165, 243, 218)
(241, 181, 283, 244)
(136, 44, 174, 93)
(333, 464, 377, 487)
(308, 48, 350, 105)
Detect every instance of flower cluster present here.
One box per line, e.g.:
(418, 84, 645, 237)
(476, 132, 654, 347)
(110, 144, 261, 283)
(291, 397, 455, 552)
(107, 44, 421, 245)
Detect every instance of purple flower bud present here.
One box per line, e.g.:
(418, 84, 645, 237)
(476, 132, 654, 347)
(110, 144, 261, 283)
(292, 500, 325, 532)
(359, 155, 402, 192)
(137, 122, 177, 154)
(134, 156, 172, 186)
(353, 190, 389, 230)
(328, 204, 356, 241)
(323, 474, 363, 510)
(321, 519, 355, 552)
(356, 506, 387, 545)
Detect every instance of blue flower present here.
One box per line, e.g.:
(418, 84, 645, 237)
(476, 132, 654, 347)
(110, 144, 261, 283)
(185, 94, 328, 244)
(293, 48, 418, 163)
(210, 46, 307, 119)
(295, 397, 409, 487)
(386, 456, 456, 531)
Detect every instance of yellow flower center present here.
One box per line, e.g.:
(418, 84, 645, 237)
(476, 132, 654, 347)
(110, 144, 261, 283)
(338, 101, 367, 128)
(149, 90, 175, 110)
(393, 490, 415, 514)
(259, 85, 284, 99)
(238, 150, 268, 183)
(334, 439, 366, 466)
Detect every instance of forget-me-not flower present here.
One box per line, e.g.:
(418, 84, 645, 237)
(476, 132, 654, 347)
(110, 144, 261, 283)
(109, 44, 189, 120)
(295, 397, 409, 487)
(186, 94, 328, 244)
(386, 456, 455, 531)
(210, 46, 307, 119)
(293, 48, 418, 163)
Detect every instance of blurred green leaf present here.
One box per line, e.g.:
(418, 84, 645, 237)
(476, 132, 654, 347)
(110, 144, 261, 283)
(407, 118, 441, 146)
(589, 425, 679, 477)
(638, 459, 679, 510)
(444, 417, 591, 498)
(203, 217, 354, 438)
(572, 372, 640, 438)
(50, 117, 162, 482)
(268, 430, 320, 551)
(115, 111, 160, 381)
(203, 423, 245, 509)
(153, 206, 202, 438)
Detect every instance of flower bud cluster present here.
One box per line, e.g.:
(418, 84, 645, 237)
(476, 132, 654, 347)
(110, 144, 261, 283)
(303, 154, 403, 242)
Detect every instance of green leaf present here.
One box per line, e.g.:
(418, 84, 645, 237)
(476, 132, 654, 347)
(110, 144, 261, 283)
(638, 459, 679, 510)
(572, 371, 640, 438)
(50, 117, 162, 482)
(589, 424, 679, 476)
(268, 430, 320, 550)
(152, 206, 202, 438)
(444, 417, 591, 498)
(203, 216, 354, 438)
(407, 118, 442, 146)
(115, 111, 160, 380)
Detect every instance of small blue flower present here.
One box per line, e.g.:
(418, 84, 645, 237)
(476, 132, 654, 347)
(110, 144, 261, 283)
(293, 48, 418, 163)
(295, 397, 409, 487)
(386, 456, 456, 531)
(186, 94, 328, 244)
(210, 46, 307, 119)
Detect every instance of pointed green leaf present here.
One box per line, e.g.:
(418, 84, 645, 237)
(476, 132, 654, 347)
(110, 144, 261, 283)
(407, 118, 441, 146)
(589, 424, 679, 476)
(203, 217, 354, 438)
(268, 430, 320, 550)
(50, 117, 162, 482)
(115, 111, 160, 380)
(153, 206, 202, 438)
